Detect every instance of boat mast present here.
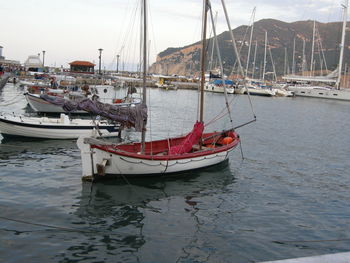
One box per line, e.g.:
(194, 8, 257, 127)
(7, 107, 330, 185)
(268, 45, 278, 81)
(208, 11, 218, 72)
(284, 47, 287, 76)
(221, 0, 245, 77)
(252, 41, 258, 79)
(302, 39, 306, 76)
(310, 20, 316, 76)
(262, 31, 267, 81)
(292, 37, 296, 75)
(141, 0, 147, 152)
(199, 0, 208, 123)
(336, 0, 348, 89)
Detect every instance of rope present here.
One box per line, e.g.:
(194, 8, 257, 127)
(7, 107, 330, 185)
(2, 215, 349, 244)
(0, 216, 95, 234)
(205, 96, 236, 127)
(119, 153, 225, 168)
(239, 140, 244, 160)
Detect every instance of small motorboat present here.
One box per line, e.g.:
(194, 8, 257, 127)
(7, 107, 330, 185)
(0, 113, 120, 139)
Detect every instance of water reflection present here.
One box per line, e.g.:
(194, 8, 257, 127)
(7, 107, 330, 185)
(0, 137, 78, 160)
(62, 163, 234, 262)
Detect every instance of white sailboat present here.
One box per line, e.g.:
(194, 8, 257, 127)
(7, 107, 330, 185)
(77, 0, 250, 181)
(285, 0, 350, 101)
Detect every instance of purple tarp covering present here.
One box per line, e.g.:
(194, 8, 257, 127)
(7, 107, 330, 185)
(40, 94, 147, 132)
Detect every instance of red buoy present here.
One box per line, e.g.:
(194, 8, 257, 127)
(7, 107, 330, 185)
(222, 136, 233, 145)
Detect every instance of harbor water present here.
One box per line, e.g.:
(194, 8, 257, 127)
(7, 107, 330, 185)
(0, 83, 350, 262)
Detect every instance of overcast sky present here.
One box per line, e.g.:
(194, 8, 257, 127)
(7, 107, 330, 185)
(0, 0, 346, 70)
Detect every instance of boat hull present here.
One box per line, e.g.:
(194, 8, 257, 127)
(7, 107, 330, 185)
(244, 87, 276, 96)
(0, 115, 119, 139)
(77, 131, 240, 180)
(25, 93, 87, 113)
(205, 83, 235, 94)
(93, 147, 231, 175)
(287, 86, 350, 101)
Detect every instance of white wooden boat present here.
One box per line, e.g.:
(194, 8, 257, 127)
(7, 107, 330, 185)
(77, 129, 239, 179)
(0, 113, 120, 139)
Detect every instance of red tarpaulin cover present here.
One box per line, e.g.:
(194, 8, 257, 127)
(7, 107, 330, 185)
(169, 121, 204, 155)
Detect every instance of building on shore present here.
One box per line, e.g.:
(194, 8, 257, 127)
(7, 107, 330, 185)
(0, 45, 21, 69)
(69, 61, 95, 74)
(24, 55, 44, 72)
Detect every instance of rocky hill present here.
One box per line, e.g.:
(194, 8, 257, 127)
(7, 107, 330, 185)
(149, 19, 350, 78)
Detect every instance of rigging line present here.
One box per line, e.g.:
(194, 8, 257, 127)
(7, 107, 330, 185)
(112, 0, 136, 57)
(147, 0, 159, 59)
(317, 28, 328, 72)
(231, 19, 252, 72)
(147, 82, 153, 156)
(205, 96, 237, 127)
(208, 3, 234, 127)
(205, 110, 230, 127)
(120, 173, 133, 186)
(239, 140, 244, 160)
(0, 144, 28, 148)
(121, 1, 140, 72)
(0, 216, 96, 234)
(268, 44, 278, 82)
(116, 0, 140, 56)
(1, 217, 348, 244)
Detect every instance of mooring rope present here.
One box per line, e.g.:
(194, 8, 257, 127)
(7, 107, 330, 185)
(1, 215, 349, 244)
(0, 216, 95, 234)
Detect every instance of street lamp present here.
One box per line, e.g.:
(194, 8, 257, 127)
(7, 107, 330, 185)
(116, 54, 120, 73)
(42, 50, 46, 69)
(98, 48, 103, 75)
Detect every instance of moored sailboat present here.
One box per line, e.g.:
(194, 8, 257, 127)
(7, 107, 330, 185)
(285, 0, 350, 101)
(77, 0, 249, 181)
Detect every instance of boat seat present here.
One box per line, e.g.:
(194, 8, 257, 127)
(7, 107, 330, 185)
(192, 145, 212, 151)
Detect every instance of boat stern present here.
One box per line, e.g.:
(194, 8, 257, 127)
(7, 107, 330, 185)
(77, 136, 94, 181)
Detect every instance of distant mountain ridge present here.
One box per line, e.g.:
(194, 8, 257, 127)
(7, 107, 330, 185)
(149, 18, 350, 78)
